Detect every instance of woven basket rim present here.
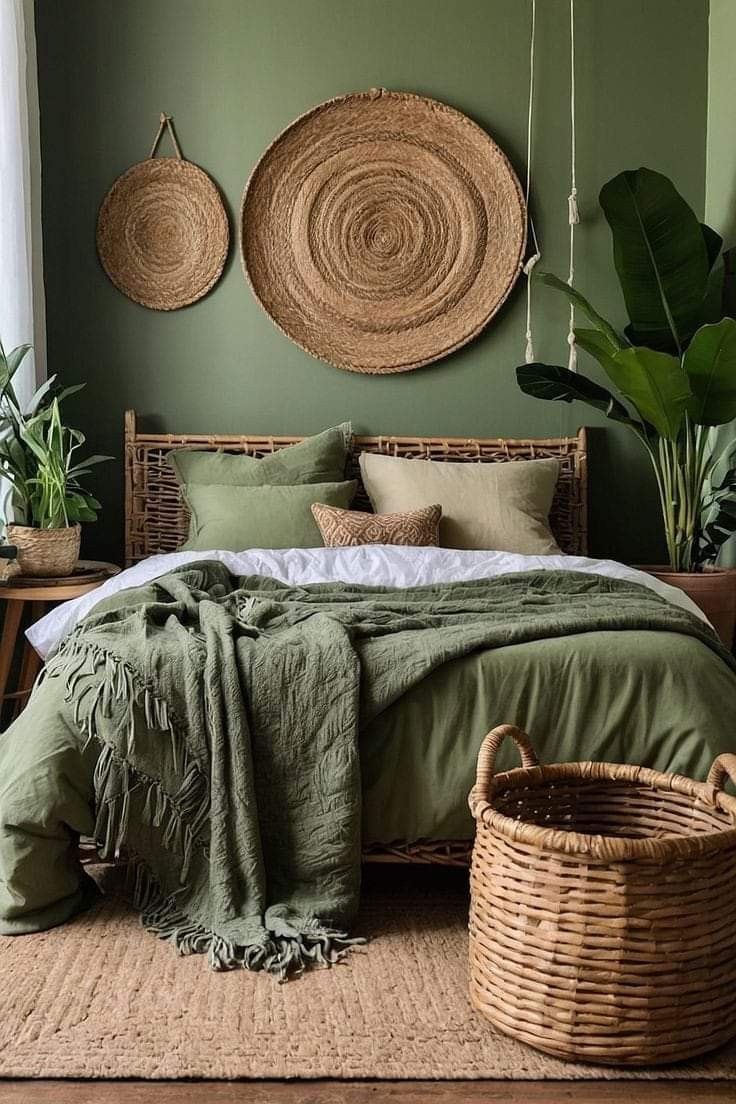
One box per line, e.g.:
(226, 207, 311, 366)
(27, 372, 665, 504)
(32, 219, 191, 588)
(6, 522, 81, 533)
(240, 88, 526, 374)
(473, 759, 736, 862)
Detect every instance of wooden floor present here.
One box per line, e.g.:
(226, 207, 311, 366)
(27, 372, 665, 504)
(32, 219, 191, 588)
(0, 1081, 733, 1103)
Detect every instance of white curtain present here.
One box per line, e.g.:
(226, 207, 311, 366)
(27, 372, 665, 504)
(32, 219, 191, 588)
(0, 0, 45, 407)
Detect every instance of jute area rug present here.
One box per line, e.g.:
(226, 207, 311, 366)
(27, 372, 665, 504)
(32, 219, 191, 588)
(1, 865, 735, 1081)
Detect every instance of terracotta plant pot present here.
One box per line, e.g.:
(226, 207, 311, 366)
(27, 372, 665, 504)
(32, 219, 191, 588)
(7, 523, 81, 578)
(639, 565, 736, 649)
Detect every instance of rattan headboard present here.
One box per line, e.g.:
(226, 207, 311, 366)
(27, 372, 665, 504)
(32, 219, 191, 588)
(124, 410, 588, 566)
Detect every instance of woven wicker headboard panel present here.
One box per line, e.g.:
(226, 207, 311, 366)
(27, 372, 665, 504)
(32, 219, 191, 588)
(124, 410, 588, 565)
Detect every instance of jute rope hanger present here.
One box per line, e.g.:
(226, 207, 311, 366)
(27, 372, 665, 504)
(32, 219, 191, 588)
(524, 0, 579, 371)
(149, 112, 183, 160)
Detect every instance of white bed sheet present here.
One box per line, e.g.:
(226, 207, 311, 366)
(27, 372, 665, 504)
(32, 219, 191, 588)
(26, 545, 707, 659)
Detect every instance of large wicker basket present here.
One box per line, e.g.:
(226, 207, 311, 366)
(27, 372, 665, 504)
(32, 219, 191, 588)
(468, 724, 736, 1066)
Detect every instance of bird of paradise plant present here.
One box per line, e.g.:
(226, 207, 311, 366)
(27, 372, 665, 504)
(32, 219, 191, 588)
(517, 168, 736, 572)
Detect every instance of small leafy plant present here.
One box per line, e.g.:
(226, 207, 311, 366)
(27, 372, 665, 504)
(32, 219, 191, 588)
(0, 338, 111, 529)
(517, 168, 736, 572)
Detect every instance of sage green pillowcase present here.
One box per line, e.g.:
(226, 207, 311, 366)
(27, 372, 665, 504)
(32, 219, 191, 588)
(167, 423, 353, 487)
(182, 481, 357, 551)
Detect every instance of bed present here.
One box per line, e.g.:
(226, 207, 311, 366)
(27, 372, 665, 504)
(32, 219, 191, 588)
(3, 411, 735, 971)
(122, 411, 586, 864)
(35, 413, 736, 826)
(102, 413, 736, 861)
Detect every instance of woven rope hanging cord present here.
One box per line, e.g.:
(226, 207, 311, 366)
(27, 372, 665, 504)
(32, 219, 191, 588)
(149, 112, 183, 159)
(96, 113, 229, 311)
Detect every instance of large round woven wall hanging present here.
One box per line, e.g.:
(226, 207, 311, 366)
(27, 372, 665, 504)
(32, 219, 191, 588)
(97, 114, 229, 311)
(241, 89, 526, 373)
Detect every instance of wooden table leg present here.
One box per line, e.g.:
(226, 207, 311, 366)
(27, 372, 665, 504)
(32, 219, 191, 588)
(13, 647, 42, 718)
(13, 601, 47, 718)
(0, 599, 24, 704)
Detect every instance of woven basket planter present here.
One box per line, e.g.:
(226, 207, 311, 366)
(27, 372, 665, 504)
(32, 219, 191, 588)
(468, 724, 736, 1066)
(7, 523, 81, 578)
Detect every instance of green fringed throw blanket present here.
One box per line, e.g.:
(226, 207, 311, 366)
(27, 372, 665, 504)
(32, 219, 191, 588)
(0, 563, 732, 978)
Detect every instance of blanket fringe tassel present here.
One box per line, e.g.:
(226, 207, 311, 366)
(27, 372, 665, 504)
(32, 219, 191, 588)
(47, 632, 363, 979)
(123, 857, 361, 981)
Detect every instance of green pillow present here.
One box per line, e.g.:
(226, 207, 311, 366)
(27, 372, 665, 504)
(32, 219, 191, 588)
(182, 481, 357, 551)
(167, 423, 353, 487)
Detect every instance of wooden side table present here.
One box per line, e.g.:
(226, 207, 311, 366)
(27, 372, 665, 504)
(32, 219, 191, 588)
(0, 560, 120, 718)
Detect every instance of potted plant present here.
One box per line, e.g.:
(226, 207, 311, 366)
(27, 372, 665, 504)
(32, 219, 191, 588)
(516, 168, 736, 644)
(0, 337, 111, 577)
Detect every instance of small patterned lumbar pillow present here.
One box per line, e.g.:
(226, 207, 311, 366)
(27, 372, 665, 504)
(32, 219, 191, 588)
(312, 502, 442, 547)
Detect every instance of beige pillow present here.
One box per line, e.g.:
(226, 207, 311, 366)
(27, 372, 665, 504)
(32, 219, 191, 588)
(358, 452, 560, 554)
(312, 502, 441, 547)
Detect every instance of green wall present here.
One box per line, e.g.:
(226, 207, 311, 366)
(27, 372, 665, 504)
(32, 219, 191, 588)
(706, 0, 736, 247)
(706, 0, 736, 566)
(34, 0, 709, 564)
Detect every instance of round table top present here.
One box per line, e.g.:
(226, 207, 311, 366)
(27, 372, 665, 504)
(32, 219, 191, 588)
(0, 560, 121, 601)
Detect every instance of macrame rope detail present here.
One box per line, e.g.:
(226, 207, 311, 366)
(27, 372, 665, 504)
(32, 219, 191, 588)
(567, 0, 579, 372)
(524, 0, 541, 364)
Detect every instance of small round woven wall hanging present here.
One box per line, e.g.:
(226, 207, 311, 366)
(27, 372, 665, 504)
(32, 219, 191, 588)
(96, 114, 229, 311)
(241, 89, 526, 374)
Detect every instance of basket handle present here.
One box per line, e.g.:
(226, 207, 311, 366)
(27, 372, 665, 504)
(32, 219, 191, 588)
(706, 753, 736, 792)
(468, 724, 539, 817)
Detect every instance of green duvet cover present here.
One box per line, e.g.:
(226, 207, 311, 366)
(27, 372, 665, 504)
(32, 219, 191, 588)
(361, 628, 736, 843)
(0, 563, 733, 974)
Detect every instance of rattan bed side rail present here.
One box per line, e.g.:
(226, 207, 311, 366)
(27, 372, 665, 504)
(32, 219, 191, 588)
(124, 409, 588, 565)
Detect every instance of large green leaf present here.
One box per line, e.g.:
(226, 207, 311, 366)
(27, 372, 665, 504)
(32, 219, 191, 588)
(67, 455, 113, 476)
(574, 328, 659, 440)
(601, 347, 692, 440)
(0, 344, 31, 413)
(710, 463, 736, 495)
(573, 327, 624, 378)
(600, 168, 710, 354)
(55, 382, 86, 404)
(5, 344, 31, 379)
(683, 319, 736, 426)
(702, 224, 724, 273)
(516, 363, 643, 431)
(573, 329, 692, 440)
(698, 497, 736, 564)
(24, 375, 56, 416)
(534, 272, 624, 352)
